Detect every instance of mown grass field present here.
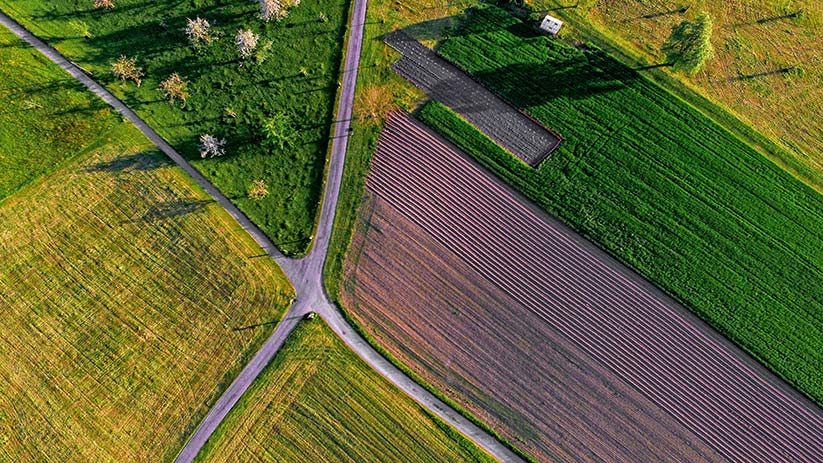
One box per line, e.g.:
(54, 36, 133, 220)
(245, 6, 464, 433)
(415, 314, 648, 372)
(423, 4, 823, 406)
(0, 28, 294, 462)
(193, 319, 496, 463)
(524, 0, 823, 191)
(0, 0, 350, 255)
(0, 26, 111, 199)
(580, 0, 823, 171)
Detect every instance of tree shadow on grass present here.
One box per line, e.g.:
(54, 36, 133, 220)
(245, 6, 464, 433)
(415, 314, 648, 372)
(469, 43, 640, 108)
(139, 198, 214, 222)
(83, 151, 173, 173)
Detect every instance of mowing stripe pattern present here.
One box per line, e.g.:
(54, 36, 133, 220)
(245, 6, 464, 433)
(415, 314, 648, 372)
(366, 112, 823, 462)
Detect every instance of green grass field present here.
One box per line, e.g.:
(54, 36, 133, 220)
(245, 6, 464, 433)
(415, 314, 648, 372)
(193, 319, 496, 463)
(0, 0, 350, 255)
(578, 0, 823, 172)
(0, 26, 112, 199)
(0, 28, 294, 462)
(420, 4, 823, 406)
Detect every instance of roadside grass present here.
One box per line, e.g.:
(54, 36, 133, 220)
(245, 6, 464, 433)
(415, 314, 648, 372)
(420, 3, 823, 406)
(0, 28, 294, 462)
(192, 318, 496, 463)
(0, 27, 112, 199)
(0, 0, 350, 256)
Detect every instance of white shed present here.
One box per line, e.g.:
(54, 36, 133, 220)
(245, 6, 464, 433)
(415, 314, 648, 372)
(538, 14, 563, 36)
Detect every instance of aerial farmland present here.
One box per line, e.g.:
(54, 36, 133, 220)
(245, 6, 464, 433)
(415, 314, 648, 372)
(3, 0, 823, 461)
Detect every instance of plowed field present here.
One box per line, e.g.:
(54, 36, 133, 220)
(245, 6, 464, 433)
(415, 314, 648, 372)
(341, 112, 823, 462)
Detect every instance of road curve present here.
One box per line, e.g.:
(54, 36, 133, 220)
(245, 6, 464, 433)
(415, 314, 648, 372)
(0, 6, 524, 463)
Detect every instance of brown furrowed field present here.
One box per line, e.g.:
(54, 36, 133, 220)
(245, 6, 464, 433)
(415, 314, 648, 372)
(341, 112, 823, 462)
(0, 121, 294, 462)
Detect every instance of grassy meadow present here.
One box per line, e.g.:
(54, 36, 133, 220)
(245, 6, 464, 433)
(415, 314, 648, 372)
(523, 0, 823, 190)
(0, 26, 111, 199)
(0, 29, 294, 462)
(422, 4, 823, 406)
(193, 319, 496, 463)
(0, 0, 350, 255)
(584, 0, 823, 172)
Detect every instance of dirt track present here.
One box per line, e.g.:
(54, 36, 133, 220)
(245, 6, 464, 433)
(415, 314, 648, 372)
(343, 112, 823, 462)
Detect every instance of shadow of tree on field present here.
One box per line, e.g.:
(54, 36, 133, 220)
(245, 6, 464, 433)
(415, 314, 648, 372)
(726, 10, 804, 28)
(402, 16, 464, 41)
(84, 151, 172, 173)
(139, 198, 214, 222)
(470, 51, 636, 108)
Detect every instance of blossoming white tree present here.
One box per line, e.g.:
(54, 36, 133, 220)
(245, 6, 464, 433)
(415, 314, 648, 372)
(199, 134, 227, 158)
(259, 0, 288, 22)
(235, 29, 259, 59)
(185, 17, 213, 49)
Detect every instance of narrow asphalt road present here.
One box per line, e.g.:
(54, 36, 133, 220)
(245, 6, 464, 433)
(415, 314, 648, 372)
(0, 6, 524, 463)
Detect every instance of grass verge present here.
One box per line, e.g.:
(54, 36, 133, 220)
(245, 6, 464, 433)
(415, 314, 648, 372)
(192, 318, 497, 463)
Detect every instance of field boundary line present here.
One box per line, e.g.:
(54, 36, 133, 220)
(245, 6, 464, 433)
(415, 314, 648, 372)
(0, 9, 296, 280)
(0, 6, 524, 463)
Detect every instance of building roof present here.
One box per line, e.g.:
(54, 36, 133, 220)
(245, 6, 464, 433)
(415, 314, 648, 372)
(539, 14, 563, 35)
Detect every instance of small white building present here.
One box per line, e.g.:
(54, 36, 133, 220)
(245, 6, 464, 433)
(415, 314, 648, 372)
(538, 14, 563, 36)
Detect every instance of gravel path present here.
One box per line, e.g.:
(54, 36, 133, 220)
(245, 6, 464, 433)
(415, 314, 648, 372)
(0, 7, 523, 463)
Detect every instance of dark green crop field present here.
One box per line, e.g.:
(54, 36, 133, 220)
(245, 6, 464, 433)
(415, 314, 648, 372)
(0, 0, 349, 255)
(423, 5, 823, 406)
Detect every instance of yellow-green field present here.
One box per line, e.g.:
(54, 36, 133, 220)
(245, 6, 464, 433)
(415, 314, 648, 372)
(194, 319, 496, 463)
(0, 30, 293, 462)
(550, 0, 822, 172)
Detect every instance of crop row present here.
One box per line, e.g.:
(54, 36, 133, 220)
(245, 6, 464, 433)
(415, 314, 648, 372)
(430, 4, 823, 406)
(368, 112, 823, 462)
(384, 30, 559, 166)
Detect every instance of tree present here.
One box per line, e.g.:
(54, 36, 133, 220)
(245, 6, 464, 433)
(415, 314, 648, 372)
(247, 179, 269, 200)
(110, 56, 143, 86)
(260, 0, 288, 22)
(159, 73, 189, 105)
(235, 28, 259, 59)
(662, 12, 715, 75)
(185, 17, 213, 49)
(199, 134, 227, 158)
(94, 0, 114, 9)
